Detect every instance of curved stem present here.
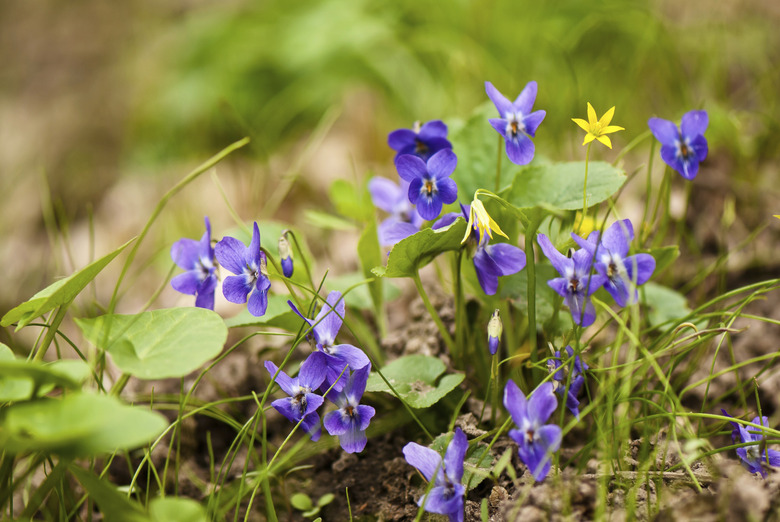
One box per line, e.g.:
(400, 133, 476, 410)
(582, 141, 593, 220)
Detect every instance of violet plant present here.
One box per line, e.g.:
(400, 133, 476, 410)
(4, 61, 780, 522)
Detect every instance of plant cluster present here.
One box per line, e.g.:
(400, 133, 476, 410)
(1, 76, 778, 522)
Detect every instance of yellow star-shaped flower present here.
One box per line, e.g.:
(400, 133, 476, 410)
(572, 102, 625, 149)
(462, 198, 508, 245)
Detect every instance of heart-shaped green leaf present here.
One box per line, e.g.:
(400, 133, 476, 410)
(76, 307, 227, 379)
(373, 219, 467, 279)
(366, 354, 464, 408)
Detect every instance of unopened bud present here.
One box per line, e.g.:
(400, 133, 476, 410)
(487, 309, 502, 355)
(278, 235, 293, 278)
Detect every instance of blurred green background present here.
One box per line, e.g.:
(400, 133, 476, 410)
(1, 0, 778, 318)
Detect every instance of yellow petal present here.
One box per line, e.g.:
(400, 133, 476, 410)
(596, 135, 613, 149)
(461, 209, 475, 245)
(599, 106, 616, 127)
(572, 118, 590, 132)
(602, 125, 625, 134)
(586, 102, 597, 125)
(472, 199, 508, 240)
(582, 133, 596, 146)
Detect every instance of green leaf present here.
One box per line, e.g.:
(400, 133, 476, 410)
(304, 210, 356, 230)
(448, 102, 525, 197)
(290, 492, 313, 511)
(375, 219, 467, 278)
(430, 432, 495, 489)
(2, 238, 134, 329)
(222, 294, 301, 331)
(503, 161, 626, 211)
(1, 393, 167, 457)
(76, 307, 227, 380)
(149, 497, 208, 522)
(330, 179, 372, 221)
(642, 282, 704, 330)
(646, 245, 679, 275)
(365, 355, 464, 408)
(70, 466, 150, 522)
(0, 358, 90, 401)
(358, 222, 384, 316)
(317, 493, 335, 507)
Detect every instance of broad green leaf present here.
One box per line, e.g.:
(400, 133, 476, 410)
(328, 273, 399, 311)
(69, 466, 150, 522)
(330, 179, 373, 222)
(374, 219, 467, 278)
(1, 393, 167, 457)
(222, 294, 301, 331)
(448, 102, 527, 198)
(76, 308, 227, 380)
(2, 238, 134, 329)
(642, 282, 704, 330)
(149, 497, 207, 522)
(304, 210, 356, 230)
(0, 358, 90, 401)
(430, 432, 495, 489)
(365, 355, 464, 408)
(646, 245, 679, 276)
(503, 161, 626, 211)
(0, 343, 13, 360)
(357, 223, 384, 313)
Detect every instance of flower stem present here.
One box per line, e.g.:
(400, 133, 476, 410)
(582, 141, 593, 220)
(453, 250, 466, 368)
(490, 352, 500, 426)
(525, 219, 541, 380)
(412, 270, 456, 355)
(495, 134, 503, 192)
(639, 139, 657, 245)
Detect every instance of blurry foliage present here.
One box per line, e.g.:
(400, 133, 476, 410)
(126, 0, 779, 167)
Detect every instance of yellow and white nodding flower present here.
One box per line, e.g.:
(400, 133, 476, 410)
(462, 196, 509, 245)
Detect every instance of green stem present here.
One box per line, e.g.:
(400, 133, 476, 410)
(453, 250, 466, 369)
(412, 270, 455, 355)
(582, 141, 593, 221)
(33, 306, 68, 362)
(490, 353, 499, 426)
(639, 140, 657, 245)
(495, 134, 503, 192)
(525, 219, 541, 381)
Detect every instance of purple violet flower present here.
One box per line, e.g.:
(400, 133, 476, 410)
(264, 352, 328, 440)
(395, 149, 458, 221)
(537, 233, 607, 327)
(547, 346, 588, 419)
(485, 81, 546, 165)
(215, 222, 271, 317)
(722, 409, 780, 478)
(572, 219, 656, 307)
(504, 380, 562, 482)
(323, 364, 375, 453)
(368, 176, 424, 246)
(288, 291, 370, 391)
(170, 217, 218, 310)
(403, 427, 467, 522)
(388, 120, 452, 161)
(435, 204, 526, 295)
(648, 110, 708, 180)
